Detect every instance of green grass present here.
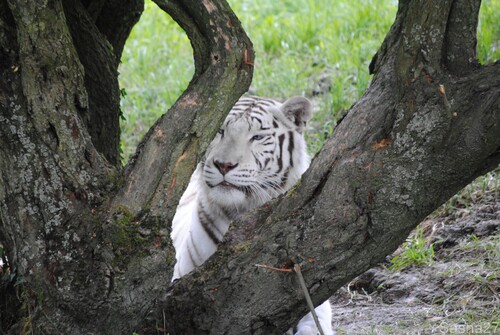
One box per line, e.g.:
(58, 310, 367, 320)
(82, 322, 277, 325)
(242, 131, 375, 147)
(119, 4, 193, 160)
(229, 0, 398, 154)
(389, 227, 435, 271)
(229, 0, 396, 96)
(478, 0, 500, 63)
(119, 0, 500, 161)
(119, 0, 397, 160)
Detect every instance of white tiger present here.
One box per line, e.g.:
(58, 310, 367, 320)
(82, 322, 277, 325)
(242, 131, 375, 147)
(171, 96, 333, 335)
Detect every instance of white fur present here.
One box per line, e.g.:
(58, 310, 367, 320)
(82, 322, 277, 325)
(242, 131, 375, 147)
(171, 96, 333, 335)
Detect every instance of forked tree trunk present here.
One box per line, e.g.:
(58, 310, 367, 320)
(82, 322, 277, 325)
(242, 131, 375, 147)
(0, 0, 253, 333)
(0, 0, 498, 334)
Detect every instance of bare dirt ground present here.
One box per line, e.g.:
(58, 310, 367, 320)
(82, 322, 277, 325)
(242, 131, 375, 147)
(330, 185, 499, 334)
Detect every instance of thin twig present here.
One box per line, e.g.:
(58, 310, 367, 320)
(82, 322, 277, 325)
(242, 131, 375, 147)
(163, 309, 166, 334)
(293, 263, 325, 335)
(255, 262, 325, 334)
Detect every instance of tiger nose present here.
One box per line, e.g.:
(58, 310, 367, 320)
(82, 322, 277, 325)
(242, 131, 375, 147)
(214, 160, 238, 175)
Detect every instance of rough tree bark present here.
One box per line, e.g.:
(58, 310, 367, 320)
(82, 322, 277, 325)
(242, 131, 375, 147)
(0, 0, 498, 334)
(0, 0, 253, 333)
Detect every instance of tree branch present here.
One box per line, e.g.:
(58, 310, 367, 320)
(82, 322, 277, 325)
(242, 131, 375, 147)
(93, 0, 144, 62)
(155, 0, 209, 79)
(444, 0, 481, 74)
(111, 0, 254, 223)
(63, 0, 122, 165)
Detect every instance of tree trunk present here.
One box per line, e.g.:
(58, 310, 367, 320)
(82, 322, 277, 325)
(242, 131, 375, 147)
(1, 0, 253, 333)
(0, 0, 498, 334)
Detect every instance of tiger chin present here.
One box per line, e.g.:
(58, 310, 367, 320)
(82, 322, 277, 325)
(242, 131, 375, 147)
(171, 96, 334, 335)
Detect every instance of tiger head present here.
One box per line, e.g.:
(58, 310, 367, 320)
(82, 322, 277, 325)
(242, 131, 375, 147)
(202, 96, 312, 214)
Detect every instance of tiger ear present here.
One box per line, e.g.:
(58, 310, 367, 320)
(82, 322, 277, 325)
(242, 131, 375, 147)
(281, 96, 312, 134)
